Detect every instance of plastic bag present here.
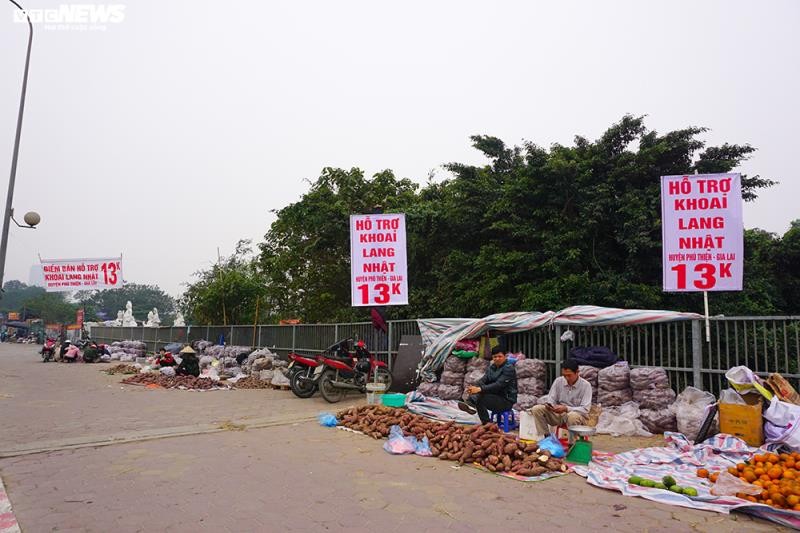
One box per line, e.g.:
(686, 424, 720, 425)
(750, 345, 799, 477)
(672, 386, 717, 439)
(383, 425, 416, 455)
(725, 366, 773, 400)
(764, 397, 800, 452)
(538, 435, 566, 458)
(414, 436, 432, 456)
(451, 350, 477, 360)
(596, 402, 652, 437)
(318, 412, 338, 427)
(711, 470, 762, 496)
(597, 388, 633, 407)
(160, 366, 176, 377)
(719, 388, 746, 405)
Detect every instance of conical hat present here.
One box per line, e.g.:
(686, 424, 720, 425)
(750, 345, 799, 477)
(179, 345, 196, 354)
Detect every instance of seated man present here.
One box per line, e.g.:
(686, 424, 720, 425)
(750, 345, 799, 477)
(458, 346, 518, 424)
(528, 359, 592, 436)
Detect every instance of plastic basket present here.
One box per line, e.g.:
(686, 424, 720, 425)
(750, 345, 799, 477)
(381, 393, 406, 408)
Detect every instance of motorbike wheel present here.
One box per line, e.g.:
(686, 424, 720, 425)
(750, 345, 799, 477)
(290, 368, 317, 399)
(319, 369, 345, 403)
(373, 368, 393, 391)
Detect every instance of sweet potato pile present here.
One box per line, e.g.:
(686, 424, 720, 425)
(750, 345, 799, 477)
(104, 364, 139, 375)
(336, 405, 567, 476)
(120, 373, 227, 390)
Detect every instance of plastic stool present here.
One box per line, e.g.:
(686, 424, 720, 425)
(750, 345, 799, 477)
(491, 410, 517, 432)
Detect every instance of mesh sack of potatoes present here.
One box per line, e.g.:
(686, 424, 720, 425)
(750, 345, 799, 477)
(416, 381, 441, 397)
(630, 367, 670, 390)
(437, 384, 464, 401)
(443, 356, 467, 374)
(638, 407, 678, 434)
(441, 370, 465, 386)
(517, 377, 547, 397)
(633, 387, 677, 410)
(598, 362, 631, 392)
(515, 359, 546, 380)
(466, 357, 489, 373)
(513, 394, 538, 411)
(597, 387, 633, 407)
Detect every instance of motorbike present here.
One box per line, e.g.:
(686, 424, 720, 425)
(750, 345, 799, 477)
(287, 351, 322, 398)
(41, 338, 57, 362)
(314, 339, 392, 403)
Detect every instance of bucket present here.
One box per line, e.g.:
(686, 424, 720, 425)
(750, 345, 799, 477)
(366, 382, 387, 405)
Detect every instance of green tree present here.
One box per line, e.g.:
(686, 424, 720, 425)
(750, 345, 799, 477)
(76, 283, 175, 322)
(259, 168, 418, 322)
(21, 293, 78, 323)
(180, 240, 267, 325)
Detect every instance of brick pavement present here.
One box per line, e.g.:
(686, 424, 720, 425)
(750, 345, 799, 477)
(0, 343, 788, 532)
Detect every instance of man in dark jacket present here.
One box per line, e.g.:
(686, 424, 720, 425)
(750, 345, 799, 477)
(459, 346, 518, 424)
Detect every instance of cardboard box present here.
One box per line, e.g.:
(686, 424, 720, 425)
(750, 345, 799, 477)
(767, 374, 800, 405)
(719, 394, 763, 447)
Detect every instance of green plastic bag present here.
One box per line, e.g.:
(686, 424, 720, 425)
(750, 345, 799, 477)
(452, 350, 477, 359)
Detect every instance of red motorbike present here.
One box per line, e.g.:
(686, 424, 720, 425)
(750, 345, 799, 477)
(287, 351, 322, 398)
(40, 337, 57, 362)
(314, 339, 392, 403)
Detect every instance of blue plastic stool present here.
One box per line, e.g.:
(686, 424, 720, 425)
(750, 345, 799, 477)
(490, 410, 517, 432)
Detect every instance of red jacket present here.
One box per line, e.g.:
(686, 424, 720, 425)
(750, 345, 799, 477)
(156, 352, 176, 366)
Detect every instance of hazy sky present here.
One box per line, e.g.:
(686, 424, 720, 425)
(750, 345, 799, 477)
(1, 0, 798, 297)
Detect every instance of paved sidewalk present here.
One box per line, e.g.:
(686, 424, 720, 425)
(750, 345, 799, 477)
(0, 343, 787, 532)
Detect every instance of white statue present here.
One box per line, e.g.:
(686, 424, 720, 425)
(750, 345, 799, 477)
(145, 307, 161, 327)
(122, 301, 137, 326)
(116, 310, 124, 325)
(173, 312, 185, 327)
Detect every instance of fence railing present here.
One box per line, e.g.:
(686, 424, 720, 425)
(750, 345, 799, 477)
(90, 316, 800, 395)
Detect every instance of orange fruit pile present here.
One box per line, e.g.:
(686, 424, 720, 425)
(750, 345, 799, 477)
(698, 452, 800, 510)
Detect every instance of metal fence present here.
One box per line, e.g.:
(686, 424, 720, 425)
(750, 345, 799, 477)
(91, 316, 800, 395)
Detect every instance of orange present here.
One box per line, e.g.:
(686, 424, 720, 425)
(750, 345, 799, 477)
(710, 472, 719, 482)
(769, 454, 781, 463)
(766, 462, 774, 469)
(697, 468, 709, 478)
(769, 467, 783, 480)
(761, 474, 772, 482)
(754, 454, 766, 463)
(766, 499, 774, 506)
(756, 461, 765, 469)
(785, 470, 797, 480)
(728, 467, 738, 476)
(754, 468, 766, 476)
(794, 504, 800, 512)
(785, 459, 796, 469)
(773, 494, 786, 507)
(737, 463, 747, 471)
(761, 490, 770, 500)
(781, 453, 791, 462)
(743, 471, 757, 483)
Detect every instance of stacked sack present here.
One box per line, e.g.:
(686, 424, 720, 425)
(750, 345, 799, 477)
(108, 340, 147, 362)
(630, 366, 678, 434)
(463, 357, 489, 391)
(578, 365, 599, 404)
(598, 361, 633, 406)
(438, 356, 467, 400)
(270, 359, 291, 387)
(514, 358, 546, 410)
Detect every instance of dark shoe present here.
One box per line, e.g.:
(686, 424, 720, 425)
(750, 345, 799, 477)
(457, 401, 477, 415)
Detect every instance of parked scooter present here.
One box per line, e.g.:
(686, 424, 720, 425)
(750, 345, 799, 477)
(40, 338, 57, 362)
(287, 352, 322, 398)
(315, 339, 392, 403)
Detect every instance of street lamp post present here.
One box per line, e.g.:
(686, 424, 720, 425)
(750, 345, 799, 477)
(0, 0, 38, 295)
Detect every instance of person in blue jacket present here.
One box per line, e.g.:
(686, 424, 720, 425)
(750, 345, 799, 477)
(458, 346, 518, 424)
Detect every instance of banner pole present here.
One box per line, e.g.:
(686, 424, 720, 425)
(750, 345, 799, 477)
(703, 290, 711, 343)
